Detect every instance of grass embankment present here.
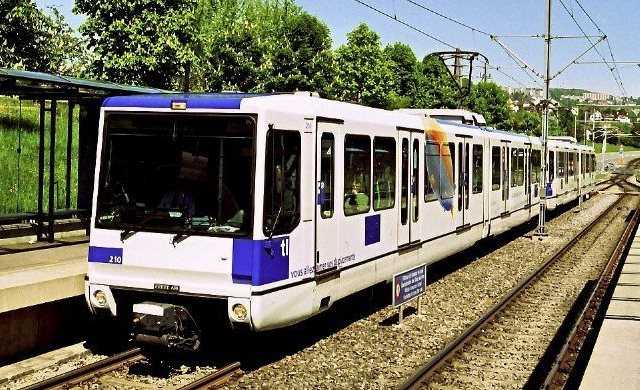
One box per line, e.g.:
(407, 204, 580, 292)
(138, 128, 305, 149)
(593, 143, 640, 153)
(0, 96, 79, 215)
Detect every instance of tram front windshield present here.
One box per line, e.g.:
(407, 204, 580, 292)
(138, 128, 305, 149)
(95, 113, 255, 236)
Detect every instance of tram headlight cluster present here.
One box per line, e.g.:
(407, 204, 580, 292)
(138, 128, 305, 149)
(94, 290, 108, 307)
(87, 284, 116, 315)
(232, 304, 248, 321)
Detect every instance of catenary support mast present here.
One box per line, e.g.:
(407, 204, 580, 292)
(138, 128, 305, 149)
(536, 0, 552, 236)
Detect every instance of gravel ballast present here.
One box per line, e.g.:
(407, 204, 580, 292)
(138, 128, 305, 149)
(227, 189, 625, 389)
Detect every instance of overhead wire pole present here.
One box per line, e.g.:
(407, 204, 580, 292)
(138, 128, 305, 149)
(536, 0, 553, 237)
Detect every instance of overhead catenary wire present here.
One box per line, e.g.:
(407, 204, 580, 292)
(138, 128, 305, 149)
(488, 65, 531, 88)
(557, 0, 626, 96)
(351, 0, 533, 90)
(402, 0, 545, 86)
(401, 0, 624, 96)
(551, 35, 606, 80)
(352, 0, 456, 49)
(403, 0, 492, 37)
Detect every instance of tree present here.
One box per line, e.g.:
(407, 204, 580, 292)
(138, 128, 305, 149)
(413, 56, 458, 109)
(75, 0, 200, 89)
(332, 24, 393, 108)
(508, 110, 541, 135)
(467, 81, 510, 128)
(509, 90, 532, 109)
(384, 42, 418, 108)
(0, 1, 80, 73)
(261, 12, 335, 94)
(195, 0, 334, 94)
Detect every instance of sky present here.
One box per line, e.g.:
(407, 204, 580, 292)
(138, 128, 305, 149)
(35, 0, 640, 97)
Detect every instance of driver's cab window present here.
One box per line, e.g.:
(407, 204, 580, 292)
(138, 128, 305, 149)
(263, 129, 301, 235)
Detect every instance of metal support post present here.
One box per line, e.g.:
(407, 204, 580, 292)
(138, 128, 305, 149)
(535, 0, 552, 237)
(602, 130, 607, 170)
(65, 102, 74, 209)
(37, 100, 45, 241)
(48, 100, 57, 242)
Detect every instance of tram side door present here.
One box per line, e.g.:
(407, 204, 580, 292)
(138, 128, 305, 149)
(456, 138, 471, 229)
(409, 132, 422, 243)
(526, 145, 532, 209)
(398, 130, 410, 247)
(315, 122, 340, 274)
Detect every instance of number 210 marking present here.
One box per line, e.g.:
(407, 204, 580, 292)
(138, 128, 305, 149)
(109, 255, 122, 264)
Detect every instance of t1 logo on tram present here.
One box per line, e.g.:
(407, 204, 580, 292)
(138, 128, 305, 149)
(280, 238, 290, 257)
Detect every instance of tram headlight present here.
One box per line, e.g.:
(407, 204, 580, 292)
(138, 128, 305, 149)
(94, 290, 108, 308)
(232, 304, 248, 321)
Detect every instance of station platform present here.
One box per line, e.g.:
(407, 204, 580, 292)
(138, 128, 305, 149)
(0, 238, 89, 364)
(580, 230, 640, 389)
(0, 240, 87, 314)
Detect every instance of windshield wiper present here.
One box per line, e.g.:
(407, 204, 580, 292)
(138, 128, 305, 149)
(172, 233, 190, 247)
(120, 229, 138, 242)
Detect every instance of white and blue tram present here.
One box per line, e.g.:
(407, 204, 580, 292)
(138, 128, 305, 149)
(85, 93, 596, 350)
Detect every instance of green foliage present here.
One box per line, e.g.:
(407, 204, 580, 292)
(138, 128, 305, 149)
(0, 0, 80, 73)
(196, 0, 334, 94)
(384, 43, 417, 100)
(75, 0, 200, 89)
(467, 81, 510, 128)
(332, 24, 394, 108)
(0, 97, 79, 214)
(412, 56, 458, 109)
(509, 110, 541, 135)
(555, 108, 575, 138)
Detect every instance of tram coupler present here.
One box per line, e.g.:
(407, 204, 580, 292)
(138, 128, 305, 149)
(130, 302, 201, 353)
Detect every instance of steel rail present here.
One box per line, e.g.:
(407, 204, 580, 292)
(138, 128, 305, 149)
(176, 361, 242, 390)
(399, 185, 630, 390)
(23, 348, 143, 390)
(541, 206, 639, 388)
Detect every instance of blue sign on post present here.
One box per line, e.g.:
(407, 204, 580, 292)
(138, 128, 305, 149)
(545, 182, 553, 197)
(393, 264, 427, 307)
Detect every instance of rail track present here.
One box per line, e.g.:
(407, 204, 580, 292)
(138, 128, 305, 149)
(23, 347, 242, 390)
(23, 348, 144, 390)
(400, 178, 640, 390)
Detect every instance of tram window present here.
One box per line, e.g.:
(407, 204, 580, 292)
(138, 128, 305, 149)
(264, 129, 301, 235)
(319, 133, 334, 218)
(549, 151, 555, 182)
(584, 154, 588, 174)
(425, 142, 439, 201)
(564, 152, 569, 180)
(518, 149, 525, 186)
(440, 143, 455, 199)
(413, 139, 419, 222)
(344, 135, 371, 216)
(511, 148, 517, 188)
(373, 137, 396, 211)
(511, 148, 525, 187)
(531, 150, 541, 184)
(401, 138, 409, 224)
(491, 146, 500, 191)
(95, 113, 256, 237)
(558, 152, 565, 179)
(472, 145, 483, 194)
(568, 152, 574, 176)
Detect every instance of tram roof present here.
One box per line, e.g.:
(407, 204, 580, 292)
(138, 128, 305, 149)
(103, 93, 277, 109)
